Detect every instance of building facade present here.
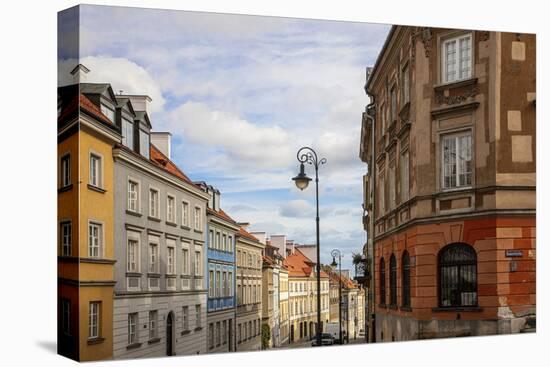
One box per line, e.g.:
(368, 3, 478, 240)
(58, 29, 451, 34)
(278, 263, 290, 346)
(199, 185, 239, 354)
(111, 90, 209, 359)
(261, 244, 281, 348)
(58, 78, 119, 361)
(360, 26, 536, 342)
(235, 226, 264, 351)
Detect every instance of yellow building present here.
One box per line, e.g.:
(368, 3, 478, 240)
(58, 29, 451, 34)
(58, 77, 120, 361)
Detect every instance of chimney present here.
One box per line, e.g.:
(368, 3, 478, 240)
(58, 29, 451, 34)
(150, 132, 172, 159)
(70, 63, 90, 83)
(126, 95, 152, 114)
(250, 232, 267, 245)
(213, 189, 220, 211)
(270, 235, 287, 257)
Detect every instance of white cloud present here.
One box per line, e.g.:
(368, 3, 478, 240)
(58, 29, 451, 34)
(58, 56, 166, 114)
(279, 199, 314, 218)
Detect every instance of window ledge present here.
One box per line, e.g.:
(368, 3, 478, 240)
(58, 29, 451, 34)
(126, 272, 142, 277)
(147, 337, 161, 345)
(126, 210, 142, 217)
(400, 306, 412, 312)
(194, 326, 203, 332)
(165, 274, 177, 278)
(147, 216, 161, 222)
(181, 225, 191, 230)
(181, 330, 191, 336)
(88, 184, 106, 194)
(147, 273, 161, 278)
(434, 77, 478, 92)
(87, 337, 105, 345)
(126, 342, 142, 350)
(180, 274, 191, 278)
(58, 184, 73, 193)
(166, 221, 177, 227)
(388, 304, 398, 310)
(194, 229, 203, 234)
(432, 306, 483, 312)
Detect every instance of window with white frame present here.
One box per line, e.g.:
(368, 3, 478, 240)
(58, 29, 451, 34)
(209, 270, 214, 297)
(194, 206, 202, 231)
(139, 129, 150, 159)
(222, 272, 227, 297)
(442, 132, 472, 189)
(127, 180, 139, 212)
(441, 33, 472, 83)
(88, 222, 102, 258)
(149, 188, 159, 218)
(167, 243, 175, 275)
(61, 299, 70, 335)
(228, 272, 233, 297)
(88, 302, 100, 339)
(182, 244, 190, 275)
(100, 104, 115, 122)
(128, 312, 138, 344)
(122, 118, 134, 149)
(400, 150, 409, 202)
(194, 250, 202, 276)
(227, 236, 233, 253)
(127, 238, 139, 273)
(195, 304, 201, 328)
(209, 230, 214, 248)
(149, 310, 158, 339)
(215, 232, 220, 250)
(215, 271, 221, 298)
(61, 154, 71, 187)
(182, 306, 189, 330)
(182, 201, 190, 227)
(149, 241, 159, 273)
(402, 64, 410, 105)
(89, 153, 102, 188)
(222, 234, 227, 252)
(61, 221, 71, 256)
(167, 195, 176, 223)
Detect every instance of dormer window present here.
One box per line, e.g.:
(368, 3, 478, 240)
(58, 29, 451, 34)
(100, 104, 115, 122)
(139, 129, 150, 159)
(122, 118, 134, 149)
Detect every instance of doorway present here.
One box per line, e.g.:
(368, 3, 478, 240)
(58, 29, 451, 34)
(166, 311, 174, 356)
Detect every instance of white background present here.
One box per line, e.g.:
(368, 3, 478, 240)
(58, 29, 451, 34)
(0, 0, 546, 366)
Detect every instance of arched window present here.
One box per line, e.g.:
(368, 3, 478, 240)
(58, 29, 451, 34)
(438, 243, 477, 307)
(379, 258, 386, 305)
(389, 254, 397, 306)
(402, 251, 411, 308)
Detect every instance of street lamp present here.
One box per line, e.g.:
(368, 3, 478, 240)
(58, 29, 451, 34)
(292, 147, 326, 347)
(331, 249, 343, 345)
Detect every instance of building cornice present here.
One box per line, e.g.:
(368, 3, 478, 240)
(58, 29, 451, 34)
(79, 113, 121, 143)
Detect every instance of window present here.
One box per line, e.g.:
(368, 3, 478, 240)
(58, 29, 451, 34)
(222, 320, 227, 345)
(182, 246, 190, 275)
(167, 195, 176, 223)
(195, 305, 201, 327)
(238, 324, 242, 342)
(390, 86, 397, 123)
(122, 118, 134, 149)
(167, 245, 175, 275)
(209, 323, 214, 349)
(60, 222, 71, 256)
(209, 230, 214, 248)
(380, 103, 386, 136)
(228, 272, 233, 298)
(209, 270, 215, 297)
(139, 130, 150, 159)
(389, 165, 396, 209)
(88, 222, 102, 258)
(442, 34, 472, 83)
(128, 313, 138, 344)
(149, 242, 159, 273)
(402, 251, 411, 308)
(194, 250, 202, 276)
(216, 271, 221, 298)
(379, 258, 386, 305)
(149, 188, 159, 218)
(222, 272, 227, 297)
(127, 238, 139, 272)
(378, 175, 385, 215)
(194, 207, 202, 231)
(228, 236, 233, 252)
(88, 302, 100, 339)
(402, 64, 410, 105)
(89, 153, 102, 188)
(182, 201, 189, 227)
(60, 154, 71, 187)
(149, 311, 157, 339)
(400, 150, 409, 202)
(100, 104, 115, 121)
(127, 180, 139, 212)
(61, 299, 70, 335)
(182, 306, 189, 330)
(222, 234, 227, 252)
(439, 243, 477, 307)
(216, 322, 221, 346)
(216, 232, 220, 250)
(442, 132, 472, 189)
(389, 254, 397, 306)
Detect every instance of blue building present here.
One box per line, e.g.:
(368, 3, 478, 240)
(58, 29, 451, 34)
(196, 183, 239, 353)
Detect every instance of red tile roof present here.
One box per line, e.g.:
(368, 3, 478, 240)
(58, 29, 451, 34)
(329, 271, 357, 289)
(207, 207, 237, 224)
(150, 144, 194, 185)
(79, 94, 113, 125)
(284, 248, 328, 278)
(237, 226, 260, 242)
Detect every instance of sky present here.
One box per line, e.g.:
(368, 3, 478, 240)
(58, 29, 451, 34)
(58, 5, 390, 273)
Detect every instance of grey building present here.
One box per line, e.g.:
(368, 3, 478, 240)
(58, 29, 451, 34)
(111, 91, 210, 359)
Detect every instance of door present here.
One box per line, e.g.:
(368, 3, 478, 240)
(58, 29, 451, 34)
(228, 319, 233, 352)
(290, 324, 294, 343)
(166, 312, 174, 356)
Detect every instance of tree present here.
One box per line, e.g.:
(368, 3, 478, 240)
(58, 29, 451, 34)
(261, 324, 271, 349)
(351, 252, 364, 265)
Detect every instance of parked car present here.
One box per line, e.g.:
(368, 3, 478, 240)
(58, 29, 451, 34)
(311, 333, 335, 346)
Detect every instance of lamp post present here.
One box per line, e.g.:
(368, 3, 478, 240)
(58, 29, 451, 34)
(331, 249, 343, 345)
(292, 147, 326, 347)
